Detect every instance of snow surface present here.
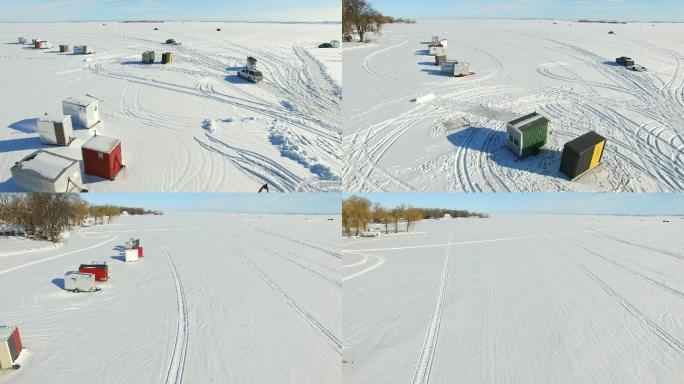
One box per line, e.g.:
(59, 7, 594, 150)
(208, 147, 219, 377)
(343, 215, 684, 384)
(0, 213, 340, 384)
(0, 22, 341, 192)
(343, 20, 684, 192)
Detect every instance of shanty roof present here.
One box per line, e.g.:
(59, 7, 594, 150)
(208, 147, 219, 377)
(13, 150, 78, 182)
(564, 131, 606, 153)
(39, 113, 69, 123)
(65, 271, 92, 278)
(0, 326, 14, 340)
(82, 135, 120, 153)
(508, 112, 549, 132)
(63, 97, 96, 107)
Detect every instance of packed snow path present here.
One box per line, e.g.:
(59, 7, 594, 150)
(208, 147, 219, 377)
(343, 215, 684, 384)
(0, 22, 341, 192)
(343, 21, 684, 192)
(0, 213, 340, 384)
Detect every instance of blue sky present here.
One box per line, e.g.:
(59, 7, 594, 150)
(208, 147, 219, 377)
(344, 193, 684, 215)
(81, 193, 339, 214)
(373, 0, 684, 22)
(0, 0, 340, 22)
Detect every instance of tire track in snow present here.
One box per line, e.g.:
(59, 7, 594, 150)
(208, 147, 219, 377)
(0, 236, 118, 276)
(235, 247, 343, 354)
(411, 236, 453, 384)
(341, 251, 385, 282)
(575, 262, 684, 354)
(158, 240, 189, 384)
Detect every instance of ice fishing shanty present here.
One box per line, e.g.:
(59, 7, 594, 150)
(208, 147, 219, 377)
(429, 45, 446, 56)
(79, 262, 109, 281)
(616, 56, 634, 66)
(0, 326, 22, 370)
(59, 44, 70, 52)
(142, 51, 155, 64)
(162, 52, 173, 64)
(18, 37, 27, 44)
(64, 271, 99, 292)
(125, 238, 143, 257)
(62, 97, 100, 128)
(11, 150, 86, 192)
(435, 54, 447, 66)
(81, 135, 123, 180)
(34, 40, 52, 49)
(38, 114, 74, 146)
(560, 131, 606, 180)
(73, 45, 92, 54)
(124, 248, 139, 262)
(441, 60, 470, 77)
(506, 112, 549, 158)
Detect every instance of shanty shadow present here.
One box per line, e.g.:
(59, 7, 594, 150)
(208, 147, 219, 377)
(82, 173, 111, 184)
(225, 66, 244, 71)
(8, 118, 38, 133)
(417, 61, 437, 66)
(0, 136, 42, 153)
(421, 68, 450, 77)
(0, 178, 16, 192)
(113, 245, 124, 252)
(51, 278, 65, 290)
(225, 75, 251, 84)
(602, 61, 622, 67)
(111, 255, 126, 262)
(414, 49, 429, 56)
(120, 60, 145, 65)
(447, 126, 565, 179)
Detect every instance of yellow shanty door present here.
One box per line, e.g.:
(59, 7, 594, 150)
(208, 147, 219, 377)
(589, 140, 605, 169)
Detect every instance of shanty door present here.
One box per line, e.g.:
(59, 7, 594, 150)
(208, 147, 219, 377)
(55, 122, 66, 145)
(589, 141, 605, 169)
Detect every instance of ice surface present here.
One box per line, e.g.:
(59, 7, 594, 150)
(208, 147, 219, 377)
(343, 214, 684, 384)
(0, 213, 341, 384)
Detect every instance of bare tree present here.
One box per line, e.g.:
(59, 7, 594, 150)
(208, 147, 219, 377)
(343, 0, 383, 42)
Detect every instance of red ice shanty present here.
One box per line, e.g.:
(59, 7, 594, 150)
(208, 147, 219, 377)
(81, 135, 123, 180)
(79, 262, 109, 281)
(0, 326, 23, 370)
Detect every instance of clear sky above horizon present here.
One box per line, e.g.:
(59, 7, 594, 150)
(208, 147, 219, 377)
(344, 193, 684, 215)
(81, 193, 339, 214)
(0, 0, 340, 22)
(373, 0, 684, 22)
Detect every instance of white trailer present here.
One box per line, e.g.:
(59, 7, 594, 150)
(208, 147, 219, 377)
(62, 97, 100, 128)
(64, 271, 99, 292)
(124, 249, 139, 262)
(441, 60, 470, 76)
(429, 45, 446, 56)
(37, 114, 73, 146)
(11, 150, 86, 193)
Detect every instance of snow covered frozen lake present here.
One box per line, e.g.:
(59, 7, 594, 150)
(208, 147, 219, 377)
(343, 20, 684, 192)
(0, 213, 340, 383)
(0, 21, 341, 192)
(343, 215, 684, 384)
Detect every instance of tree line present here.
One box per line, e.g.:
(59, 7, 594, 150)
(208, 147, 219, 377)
(342, 196, 423, 237)
(0, 193, 161, 242)
(342, 196, 490, 237)
(343, 0, 415, 42)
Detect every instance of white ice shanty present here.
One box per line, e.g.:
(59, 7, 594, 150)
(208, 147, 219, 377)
(62, 97, 100, 128)
(441, 60, 470, 76)
(429, 45, 446, 56)
(10, 150, 86, 192)
(64, 271, 99, 292)
(73, 45, 92, 54)
(38, 113, 74, 146)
